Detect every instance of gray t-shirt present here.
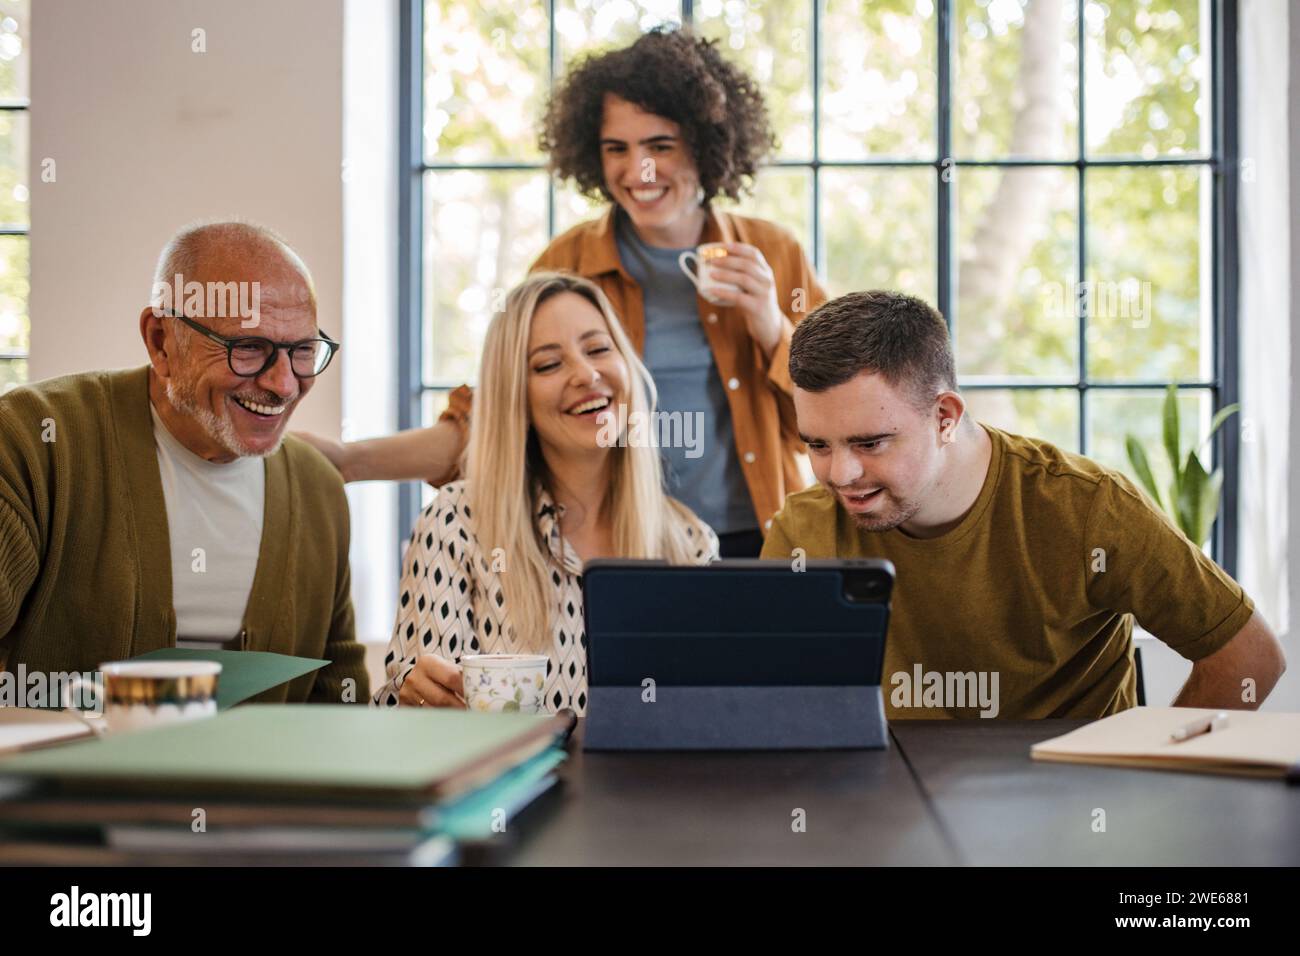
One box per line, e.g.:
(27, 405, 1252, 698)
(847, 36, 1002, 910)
(615, 213, 756, 534)
(151, 404, 265, 645)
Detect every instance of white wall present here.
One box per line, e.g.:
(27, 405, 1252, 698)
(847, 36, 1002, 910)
(27, 0, 395, 677)
(1278, 0, 1300, 710)
(1232, 0, 1298, 712)
(342, 0, 401, 662)
(29, 0, 344, 439)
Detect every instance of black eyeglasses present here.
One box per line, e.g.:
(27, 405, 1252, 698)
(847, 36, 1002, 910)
(163, 311, 340, 378)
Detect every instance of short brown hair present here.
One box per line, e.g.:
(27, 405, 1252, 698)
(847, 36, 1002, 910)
(539, 26, 775, 204)
(789, 291, 958, 409)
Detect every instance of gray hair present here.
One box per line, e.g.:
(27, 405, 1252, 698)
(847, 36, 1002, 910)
(148, 219, 316, 311)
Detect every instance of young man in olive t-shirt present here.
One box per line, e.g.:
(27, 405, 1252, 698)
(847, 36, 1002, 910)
(760, 290, 1286, 719)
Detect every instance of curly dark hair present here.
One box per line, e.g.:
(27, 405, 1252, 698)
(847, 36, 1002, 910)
(539, 26, 776, 205)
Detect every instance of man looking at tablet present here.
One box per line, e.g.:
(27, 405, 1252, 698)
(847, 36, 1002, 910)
(761, 290, 1285, 719)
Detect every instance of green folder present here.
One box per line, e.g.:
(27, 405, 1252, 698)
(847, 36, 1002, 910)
(0, 705, 576, 802)
(127, 648, 328, 709)
(0, 748, 568, 836)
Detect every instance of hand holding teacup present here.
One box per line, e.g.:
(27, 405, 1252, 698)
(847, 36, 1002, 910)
(678, 241, 784, 357)
(399, 654, 467, 709)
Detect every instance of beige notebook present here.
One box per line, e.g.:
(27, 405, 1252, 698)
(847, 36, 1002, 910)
(1031, 706, 1300, 779)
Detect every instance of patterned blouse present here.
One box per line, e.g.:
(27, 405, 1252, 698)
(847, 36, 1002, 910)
(373, 480, 718, 715)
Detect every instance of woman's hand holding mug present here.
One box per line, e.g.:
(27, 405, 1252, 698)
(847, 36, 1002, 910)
(399, 655, 467, 708)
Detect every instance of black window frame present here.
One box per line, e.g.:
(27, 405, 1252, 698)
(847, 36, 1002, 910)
(0, 83, 29, 383)
(397, 0, 1240, 575)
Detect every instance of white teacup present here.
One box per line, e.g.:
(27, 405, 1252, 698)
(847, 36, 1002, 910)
(462, 654, 549, 714)
(62, 660, 221, 735)
(678, 242, 740, 305)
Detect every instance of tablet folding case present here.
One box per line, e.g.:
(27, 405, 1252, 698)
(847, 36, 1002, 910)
(582, 559, 893, 751)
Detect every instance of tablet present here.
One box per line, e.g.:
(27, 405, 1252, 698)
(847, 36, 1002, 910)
(581, 558, 894, 750)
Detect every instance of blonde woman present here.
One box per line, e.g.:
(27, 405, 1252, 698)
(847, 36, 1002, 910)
(299, 28, 827, 558)
(373, 272, 718, 714)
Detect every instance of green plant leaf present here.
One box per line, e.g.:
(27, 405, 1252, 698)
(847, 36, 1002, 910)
(1198, 468, 1225, 548)
(1128, 385, 1229, 542)
(1163, 384, 1182, 506)
(1199, 403, 1240, 456)
(1179, 450, 1210, 544)
(1207, 403, 1240, 439)
(1125, 435, 1163, 509)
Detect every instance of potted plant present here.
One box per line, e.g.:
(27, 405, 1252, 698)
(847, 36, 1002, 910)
(1124, 384, 1239, 547)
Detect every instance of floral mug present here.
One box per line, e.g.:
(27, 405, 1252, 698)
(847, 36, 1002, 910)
(461, 654, 549, 714)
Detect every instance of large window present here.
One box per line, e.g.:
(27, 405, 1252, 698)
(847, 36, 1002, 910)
(400, 0, 1239, 569)
(0, 0, 28, 394)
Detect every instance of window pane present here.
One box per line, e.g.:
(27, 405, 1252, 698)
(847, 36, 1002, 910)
(723, 167, 812, 254)
(1084, 0, 1208, 157)
(963, 388, 1078, 451)
(954, 0, 1078, 159)
(0, 234, 27, 353)
(555, 0, 681, 64)
(955, 166, 1077, 378)
(422, 170, 548, 387)
(1085, 165, 1208, 382)
(423, 0, 550, 162)
(822, 0, 937, 159)
(1086, 387, 1213, 511)
(0, 356, 23, 392)
(0, 108, 26, 226)
(553, 180, 607, 236)
(822, 168, 936, 302)
(0, 1, 29, 101)
(696, 0, 813, 160)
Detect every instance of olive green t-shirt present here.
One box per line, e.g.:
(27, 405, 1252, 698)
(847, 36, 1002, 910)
(761, 425, 1255, 719)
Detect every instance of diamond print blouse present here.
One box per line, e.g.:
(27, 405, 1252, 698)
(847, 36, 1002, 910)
(372, 480, 718, 715)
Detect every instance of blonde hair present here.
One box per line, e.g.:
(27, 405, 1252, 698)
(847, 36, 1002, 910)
(463, 271, 705, 651)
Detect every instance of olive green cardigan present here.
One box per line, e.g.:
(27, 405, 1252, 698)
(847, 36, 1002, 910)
(0, 366, 368, 703)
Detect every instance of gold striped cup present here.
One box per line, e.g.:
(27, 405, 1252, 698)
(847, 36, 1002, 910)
(63, 661, 221, 735)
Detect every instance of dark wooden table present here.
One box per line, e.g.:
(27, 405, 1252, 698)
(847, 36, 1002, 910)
(890, 720, 1300, 866)
(500, 727, 951, 865)
(493, 720, 1300, 866)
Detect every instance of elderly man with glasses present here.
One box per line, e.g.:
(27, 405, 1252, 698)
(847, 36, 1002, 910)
(0, 221, 367, 703)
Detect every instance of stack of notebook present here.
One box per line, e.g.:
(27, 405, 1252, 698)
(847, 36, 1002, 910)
(0, 705, 576, 865)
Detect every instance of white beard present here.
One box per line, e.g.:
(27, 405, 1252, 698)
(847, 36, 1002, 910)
(165, 376, 283, 460)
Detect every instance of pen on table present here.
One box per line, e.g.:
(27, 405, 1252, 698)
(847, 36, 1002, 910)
(1169, 711, 1230, 742)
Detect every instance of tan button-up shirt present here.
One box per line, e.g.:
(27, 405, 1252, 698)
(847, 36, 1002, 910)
(440, 205, 829, 533)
